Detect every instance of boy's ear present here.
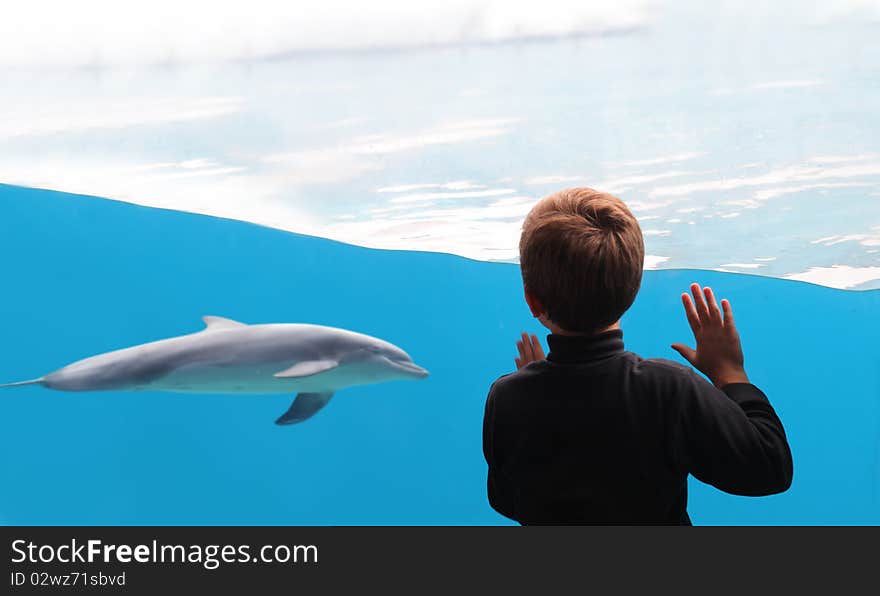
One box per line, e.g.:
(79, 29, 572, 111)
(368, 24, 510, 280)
(523, 286, 545, 318)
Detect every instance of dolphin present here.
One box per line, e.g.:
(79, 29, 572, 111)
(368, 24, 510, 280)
(0, 316, 429, 425)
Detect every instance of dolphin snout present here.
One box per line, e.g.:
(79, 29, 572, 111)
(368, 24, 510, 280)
(397, 361, 429, 379)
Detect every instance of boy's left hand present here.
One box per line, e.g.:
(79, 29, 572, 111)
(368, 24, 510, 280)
(515, 332, 545, 370)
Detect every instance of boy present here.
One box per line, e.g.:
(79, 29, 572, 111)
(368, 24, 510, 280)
(483, 187, 792, 525)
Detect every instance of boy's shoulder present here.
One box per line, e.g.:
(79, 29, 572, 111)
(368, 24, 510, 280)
(633, 356, 696, 377)
(630, 354, 704, 387)
(488, 355, 700, 397)
(487, 361, 550, 397)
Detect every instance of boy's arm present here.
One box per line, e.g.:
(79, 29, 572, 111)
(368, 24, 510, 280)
(483, 384, 518, 520)
(676, 373, 792, 495)
(671, 283, 793, 496)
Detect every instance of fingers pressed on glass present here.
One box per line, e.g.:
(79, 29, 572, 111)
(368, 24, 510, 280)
(530, 334, 544, 358)
(721, 299, 735, 327)
(681, 293, 701, 331)
(520, 333, 533, 360)
(703, 287, 722, 322)
(690, 283, 711, 320)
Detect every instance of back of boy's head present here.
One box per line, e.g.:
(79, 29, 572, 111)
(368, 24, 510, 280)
(519, 187, 645, 335)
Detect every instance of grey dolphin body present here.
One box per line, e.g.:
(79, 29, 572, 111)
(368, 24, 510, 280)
(0, 316, 429, 425)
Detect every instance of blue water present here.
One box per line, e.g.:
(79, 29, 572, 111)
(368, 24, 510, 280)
(1, 184, 878, 525)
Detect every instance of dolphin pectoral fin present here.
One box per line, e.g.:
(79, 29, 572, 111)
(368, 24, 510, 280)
(201, 316, 247, 331)
(273, 360, 339, 378)
(275, 392, 334, 425)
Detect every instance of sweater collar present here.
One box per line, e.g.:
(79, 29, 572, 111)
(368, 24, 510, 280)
(546, 329, 625, 363)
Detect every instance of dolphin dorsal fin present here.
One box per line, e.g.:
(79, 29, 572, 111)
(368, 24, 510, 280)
(202, 316, 247, 331)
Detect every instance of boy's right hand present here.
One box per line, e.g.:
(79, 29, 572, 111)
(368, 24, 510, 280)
(515, 332, 545, 370)
(671, 283, 750, 389)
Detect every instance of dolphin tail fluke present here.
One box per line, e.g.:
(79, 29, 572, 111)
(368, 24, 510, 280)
(275, 392, 334, 425)
(0, 378, 44, 388)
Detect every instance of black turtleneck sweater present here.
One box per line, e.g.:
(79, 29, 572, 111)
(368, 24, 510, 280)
(482, 329, 793, 525)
